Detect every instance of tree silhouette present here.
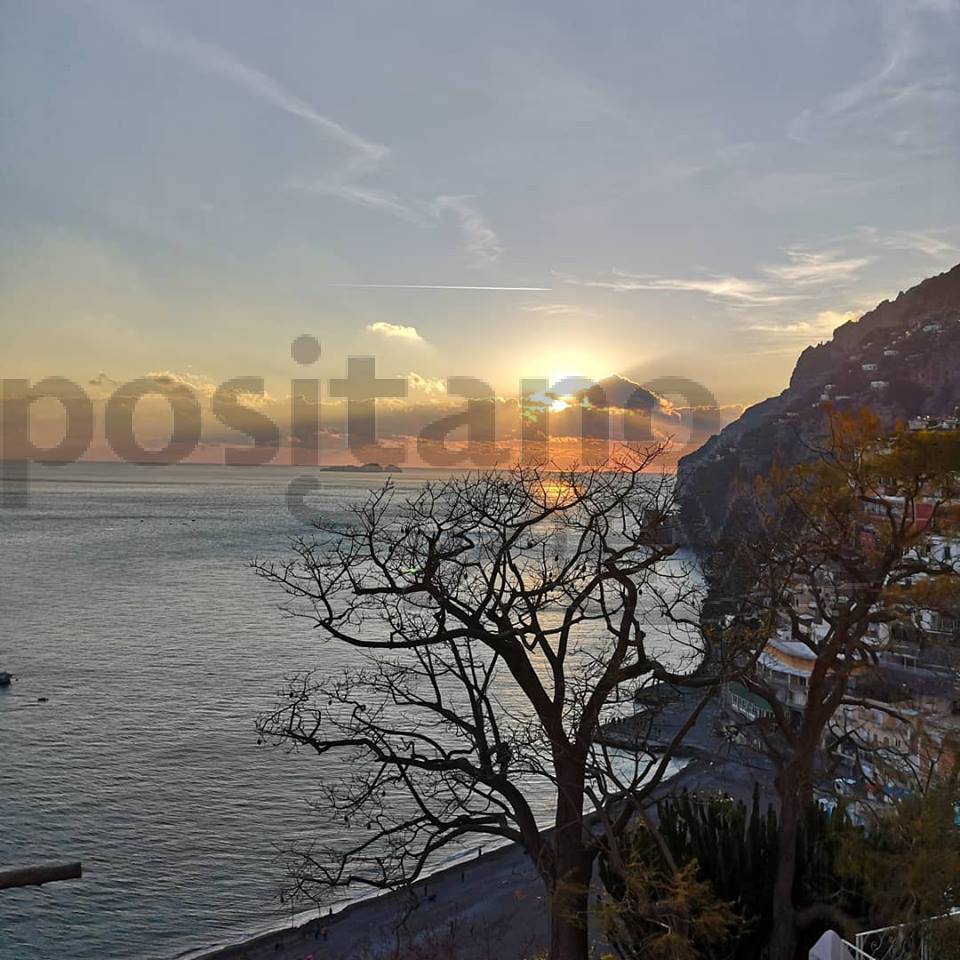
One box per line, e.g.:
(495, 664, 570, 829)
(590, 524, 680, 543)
(254, 446, 726, 960)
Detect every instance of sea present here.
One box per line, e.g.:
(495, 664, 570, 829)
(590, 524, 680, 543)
(0, 461, 693, 960)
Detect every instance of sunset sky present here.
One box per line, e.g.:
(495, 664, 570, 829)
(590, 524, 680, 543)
(3, 0, 959, 461)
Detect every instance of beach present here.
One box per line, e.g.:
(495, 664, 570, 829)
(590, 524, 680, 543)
(181, 839, 545, 960)
(182, 724, 777, 960)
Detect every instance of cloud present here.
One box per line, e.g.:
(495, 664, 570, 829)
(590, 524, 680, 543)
(762, 249, 871, 286)
(407, 372, 446, 395)
(105, 1, 504, 266)
(289, 184, 506, 266)
(560, 243, 875, 308)
(746, 309, 860, 338)
(559, 270, 803, 305)
(523, 303, 582, 315)
(305, 191, 504, 266)
(136, 370, 274, 406)
(145, 369, 219, 398)
(786, 1, 960, 151)
(102, 0, 385, 171)
(292, 181, 432, 225)
(366, 321, 423, 341)
(856, 226, 960, 259)
(332, 283, 551, 291)
(431, 196, 502, 266)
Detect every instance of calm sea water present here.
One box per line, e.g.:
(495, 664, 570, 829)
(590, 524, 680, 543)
(0, 462, 464, 960)
(0, 461, 692, 960)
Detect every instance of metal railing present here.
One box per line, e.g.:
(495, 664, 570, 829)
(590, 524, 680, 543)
(855, 909, 960, 960)
(842, 939, 879, 960)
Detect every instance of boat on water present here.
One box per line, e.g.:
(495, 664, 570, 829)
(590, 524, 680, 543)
(0, 672, 12, 688)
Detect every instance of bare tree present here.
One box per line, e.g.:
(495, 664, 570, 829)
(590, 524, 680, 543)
(717, 411, 960, 960)
(254, 446, 722, 960)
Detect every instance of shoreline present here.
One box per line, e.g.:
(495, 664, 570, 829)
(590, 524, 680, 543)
(178, 691, 779, 960)
(175, 746, 776, 960)
(175, 833, 543, 960)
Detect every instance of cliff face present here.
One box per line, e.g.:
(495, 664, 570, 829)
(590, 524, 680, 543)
(677, 263, 960, 544)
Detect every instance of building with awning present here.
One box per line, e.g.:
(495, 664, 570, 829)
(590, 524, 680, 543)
(727, 682, 774, 721)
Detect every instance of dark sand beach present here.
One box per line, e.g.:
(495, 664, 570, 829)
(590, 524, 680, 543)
(183, 699, 777, 960)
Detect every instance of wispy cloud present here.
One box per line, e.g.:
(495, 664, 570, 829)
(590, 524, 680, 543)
(366, 321, 423, 341)
(558, 270, 803, 305)
(296, 189, 504, 266)
(103, 0, 504, 266)
(101, 0, 385, 171)
(856, 226, 960, 259)
(431, 196, 502, 266)
(761, 248, 872, 286)
(523, 303, 582, 315)
(290, 180, 433, 226)
(335, 283, 551, 291)
(561, 243, 874, 307)
(746, 309, 860, 338)
(786, 1, 960, 150)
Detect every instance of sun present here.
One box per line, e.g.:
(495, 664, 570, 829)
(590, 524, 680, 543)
(545, 367, 602, 414)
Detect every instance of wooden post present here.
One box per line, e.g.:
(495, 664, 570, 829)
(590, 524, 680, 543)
(0, 862, 82, 890)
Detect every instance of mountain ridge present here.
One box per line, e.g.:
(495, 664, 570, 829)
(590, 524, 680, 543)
(677, 263, 960, 544)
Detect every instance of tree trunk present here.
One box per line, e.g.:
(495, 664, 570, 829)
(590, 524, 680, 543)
(769, 778, 799, 960)
(770, 754, 815, 960)
(547, 759, 593, 960)
(549, 890, 590, 960)
(547, 848, 592, 960)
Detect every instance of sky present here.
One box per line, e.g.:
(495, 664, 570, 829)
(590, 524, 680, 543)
(2, 0, 959, 464)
